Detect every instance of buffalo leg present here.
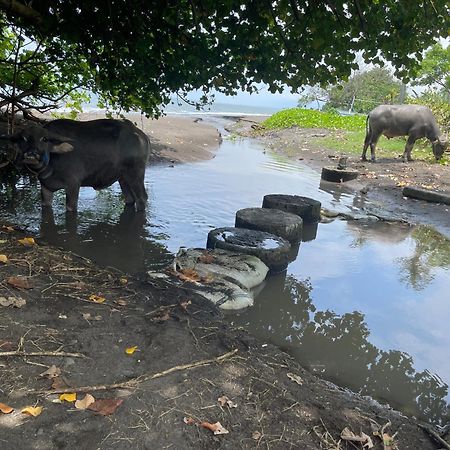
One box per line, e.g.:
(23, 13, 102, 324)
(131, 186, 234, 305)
(119, 178, 135, 206)
(41, 186, 54, 207)
(122, 168, 147, 211)
(361, 133, 371, 161)
(403, 136, 416, 162)
(65, 185, 80, 212)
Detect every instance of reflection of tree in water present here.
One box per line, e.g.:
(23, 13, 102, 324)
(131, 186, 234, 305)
(237, 275, 450, 425)
(397, 226, 450, 291)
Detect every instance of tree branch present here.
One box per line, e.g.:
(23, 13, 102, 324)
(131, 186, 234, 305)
(0, 0, 43, 25)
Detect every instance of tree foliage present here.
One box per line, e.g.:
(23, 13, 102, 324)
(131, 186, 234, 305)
(327, 67, 402, 113)
(412, 43, 450, 97)
(0, 0, 448, 117)
(0, 22, 91, 128)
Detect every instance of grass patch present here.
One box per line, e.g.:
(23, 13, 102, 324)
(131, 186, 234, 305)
(262, 108, 366, 131)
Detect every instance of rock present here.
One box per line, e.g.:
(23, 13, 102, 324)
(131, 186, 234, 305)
(402, 186, 450, 205)
(235, 207, 303, 242)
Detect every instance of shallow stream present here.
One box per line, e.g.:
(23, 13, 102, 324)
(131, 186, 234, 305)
(1, 117, 449, 426)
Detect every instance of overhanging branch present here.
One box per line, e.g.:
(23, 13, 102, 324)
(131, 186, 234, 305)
(0, 0, 43, 25)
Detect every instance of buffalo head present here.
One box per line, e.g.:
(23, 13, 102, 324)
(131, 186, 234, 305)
(431, 136, 448, 161)
(0, 125, 74, 171)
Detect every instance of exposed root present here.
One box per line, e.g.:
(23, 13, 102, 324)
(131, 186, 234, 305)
(0, 350, 86, 358)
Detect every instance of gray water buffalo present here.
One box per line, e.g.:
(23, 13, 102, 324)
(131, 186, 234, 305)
(361, 105, 447, 162)
(1, 119, 149, 211)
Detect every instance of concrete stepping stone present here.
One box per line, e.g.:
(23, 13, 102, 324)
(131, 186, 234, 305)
(235, 207, 303, 242)
(262, 194, 321, 223)
(207, 227, 292, 272)
(403, 186, 450, 205)
(171, 248, 269, 310)
(321, 166, 358, 182)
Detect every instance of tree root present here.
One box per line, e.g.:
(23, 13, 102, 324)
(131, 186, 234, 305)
(0, 351, 86, 358)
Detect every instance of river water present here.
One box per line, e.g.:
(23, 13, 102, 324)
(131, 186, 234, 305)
(1, 118, 449, 426)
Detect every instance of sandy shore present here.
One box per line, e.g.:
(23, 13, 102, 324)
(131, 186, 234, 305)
(77, 112, 222, 163)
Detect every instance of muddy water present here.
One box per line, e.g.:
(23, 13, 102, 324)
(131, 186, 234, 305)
(1, 119, 449, 426)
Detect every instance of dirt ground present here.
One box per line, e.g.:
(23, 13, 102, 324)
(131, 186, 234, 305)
(233, 118, 450, 238)
(1, 114, 449, 449)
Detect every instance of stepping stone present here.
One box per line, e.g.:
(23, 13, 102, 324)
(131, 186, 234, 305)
(171, 248, 270, 310)
(262, 194, 321, 223)
(207, 227, 292, 272)
(321, 166, 358, 182)
(235, 207, 303, 242)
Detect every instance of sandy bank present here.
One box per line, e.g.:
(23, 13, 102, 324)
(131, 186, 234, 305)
(75, 112, 222, 164)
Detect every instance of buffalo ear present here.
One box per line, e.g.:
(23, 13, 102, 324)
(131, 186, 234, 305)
(50, 142, 74, 153)
(47, 133, 75, 153)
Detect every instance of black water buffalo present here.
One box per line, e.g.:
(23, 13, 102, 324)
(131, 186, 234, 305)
(361, 105, 447, 162)
(1, 119, 149, 211)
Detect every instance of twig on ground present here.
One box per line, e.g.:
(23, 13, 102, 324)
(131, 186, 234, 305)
(0, 351, 86, 358)
(32, 348, 238, 395)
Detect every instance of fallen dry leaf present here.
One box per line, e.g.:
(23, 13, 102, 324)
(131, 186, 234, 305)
(198, 252, 214, 264)
(200, 421, 229, 435)
(0, 254, 8, 263)
(218, 395, 237, 408)
(115, 299, 127, 307)
(119, 277, 128, 285)
(0, 402, 14, 414)
(75, 394, 95, 410)
(125, 346, 138, 355)
(0, 296, 26, 308)
(7, 276, 33, 290)
(18, 237, 36, 246)
(59, 393, 77, 403)
(287, 372, 303, 385)
(153, 311, 170, 322)
(82, 313, 102, 321)
(2, 225, 14, 232)
(39, 365, 61, 379)
(21, 406, 43, 417)
(383, 432, 395, 449)
(89, 294, 106, 304)
(183, 416, 197, 425)
(177, 268, 202, 283)
(88, 398, 123, 416)
(252, 431, 262, 440)
(340, 427, 374, 448)
(179, 300, 192, 311)
(51, 376, 71, 390)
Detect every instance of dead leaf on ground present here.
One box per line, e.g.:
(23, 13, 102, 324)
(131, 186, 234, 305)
(177, 268, 202, 283)
(125, 346, 138, 355)
(89, 294, 106, 304)
(119, 277, 128, 285)
(0, 296, 26, 308)
(383, 432, 396, 450)
(21, 406, 43, 417)
(218, 395, 238, 408)
(200, 421, 229, 435)
(75, 394, 95, 410)
(39, 365, 61, 379)
(51, 376, 71, 390)
(340, 427, 374, 448)
(252, 431, 262, 440)
(7, 276, 33, 290)
(0, 254, 8, 263)
(59, 393, 77, 403)
(153, 311, 171, 322)
(183, 417, 197, 425)
(115, 299, 127, 307)
(0, 402, 14, 414)
(88, 398, 123, 416)
(17, 237, 36, 246)
(198, 252, 214, 264)
(287, 372, 303, 385)
(0, 340, 15, 351)
(179, 299, 192, 311)
(2, 225, 14, 232)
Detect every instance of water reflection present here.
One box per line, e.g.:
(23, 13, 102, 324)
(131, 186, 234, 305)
(233, 274, 450, 425)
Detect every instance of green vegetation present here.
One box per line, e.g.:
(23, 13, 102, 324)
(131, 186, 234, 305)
(262, 108, 366, 131)
(262, 107, 447, 163)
